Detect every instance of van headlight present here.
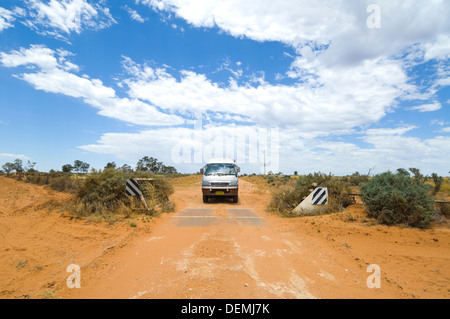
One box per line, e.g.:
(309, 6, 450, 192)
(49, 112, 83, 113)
(202, 181, 211, 186)
(229, 180, 238, 186)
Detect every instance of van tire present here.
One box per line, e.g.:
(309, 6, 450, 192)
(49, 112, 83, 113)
(232, 195, 238, 203)
(203, 195, 209, 203)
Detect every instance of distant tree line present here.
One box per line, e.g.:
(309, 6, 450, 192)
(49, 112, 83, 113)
(1, 159, 36, 174)
(62, 160, 90, 173)
(1, 156, 177, 175)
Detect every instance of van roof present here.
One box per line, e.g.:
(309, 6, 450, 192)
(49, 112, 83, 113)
(206, 158, 235, 164)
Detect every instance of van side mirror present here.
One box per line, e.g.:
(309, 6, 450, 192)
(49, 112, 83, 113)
(237, 167, 240, 173)
(200, 168, 204, 174)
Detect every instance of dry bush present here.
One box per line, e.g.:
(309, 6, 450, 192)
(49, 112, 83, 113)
(435, 202, 450, 218)
(268, 172, 352, 217)
(268, 186, 305, 217)
(326, 178, 354, 212)
(48, 175, 81, 193)
(71, 170, 174, 220)
(23, 172, 81, 193)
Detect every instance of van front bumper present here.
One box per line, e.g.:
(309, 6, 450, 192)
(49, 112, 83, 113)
(202, 187, 238, 196)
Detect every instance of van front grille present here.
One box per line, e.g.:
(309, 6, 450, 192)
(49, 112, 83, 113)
(211, 182, 229, 187)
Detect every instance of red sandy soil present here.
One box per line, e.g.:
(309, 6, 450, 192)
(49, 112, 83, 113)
(0, 175, 448, 299)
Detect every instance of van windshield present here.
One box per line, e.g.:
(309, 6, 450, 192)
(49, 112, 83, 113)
(204, 164, 236, 176)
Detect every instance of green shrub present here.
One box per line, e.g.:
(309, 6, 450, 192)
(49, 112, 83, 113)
(360, 171, 435, 228)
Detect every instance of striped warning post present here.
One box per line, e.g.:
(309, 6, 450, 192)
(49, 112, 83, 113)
(312, 187, 328, 205)
(126, 179, 142, 196)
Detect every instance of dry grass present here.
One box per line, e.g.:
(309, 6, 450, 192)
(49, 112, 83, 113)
(266, 173, 352, 217)
(170, 174, 202, 187)
(67, 170, 175, 222)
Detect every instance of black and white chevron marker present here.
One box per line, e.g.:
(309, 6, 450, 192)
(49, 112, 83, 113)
(293, 186, 329, 214)
(126, 179, 142, 196)
(311, 187, 328, 205)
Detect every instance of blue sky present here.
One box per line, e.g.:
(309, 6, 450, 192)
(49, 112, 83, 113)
(0, 0, 449, 175)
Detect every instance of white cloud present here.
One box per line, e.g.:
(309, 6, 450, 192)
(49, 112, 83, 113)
(424, 34, 450, 61)
(23, 0, 116, 39)
(0, 45, 185, 126)
(0, 153, 29, 160)
(123, 5, 147, 23)
(121, 56, 410, 137)
(131, 0, 448, 142)
(138, 0, 352, 48)
(140, 0, 450, 65)
(365, 126, 417, 136)
(430, 119, 446, 126)
(0, 45, 78, 71)
(3, 2, 449, 175)
(79, 127, 191, 162)
(408, 102, 442, 112)
(79, 124, 281, 173)
(0, 6, 25, 31)
(314, 135, 450, 175)
(441, 127, 450, 133)
(0, 7, 16, 31)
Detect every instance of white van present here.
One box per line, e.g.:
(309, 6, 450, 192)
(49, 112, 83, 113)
(200, 158, 240, 203)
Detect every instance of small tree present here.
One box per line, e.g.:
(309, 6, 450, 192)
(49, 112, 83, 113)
(431, 173, 444, 195)
(104, 162, 117, 170)
(13, 159, 24, 173)
(73, 160, 90, 173)
(2, 162, 15, 174)
(73, 160, 83, 173)
(409, 168, 425, 185)
(396, 168, 410, 177)
(136, 156, 177, 174)
(119, 164, 133, 172)
(136, 156, 160, 173)
(80, 162, 90, 173)
(161, 165, 177, 174)
(26, 160, 37, 173)
(62, 164, 73, 173)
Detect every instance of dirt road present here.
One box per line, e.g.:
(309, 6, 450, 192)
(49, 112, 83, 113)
(0, 176, 449, 299)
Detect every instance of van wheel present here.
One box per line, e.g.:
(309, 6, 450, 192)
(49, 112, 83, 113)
(203, 195, 209, 203)
(232, 195, 238, 203)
